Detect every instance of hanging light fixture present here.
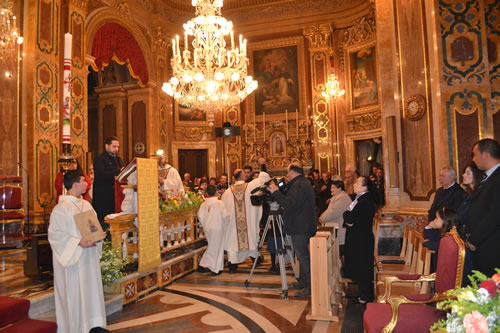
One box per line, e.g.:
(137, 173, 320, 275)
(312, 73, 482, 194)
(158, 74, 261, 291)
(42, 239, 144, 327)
(0, 0, 23, 77)
(162, 0, 258, 112)
(321, 73, 345, 99)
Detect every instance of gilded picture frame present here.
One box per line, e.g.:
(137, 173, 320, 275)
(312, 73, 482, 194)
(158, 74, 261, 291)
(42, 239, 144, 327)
(174, 103, 211, 126)
(247, 36, 306, 120)
(270, 132, 287, 157)
(345, 41, 380, 112)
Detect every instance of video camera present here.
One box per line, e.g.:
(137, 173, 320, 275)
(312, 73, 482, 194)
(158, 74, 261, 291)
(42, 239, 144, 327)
(250, 178, 286, 206)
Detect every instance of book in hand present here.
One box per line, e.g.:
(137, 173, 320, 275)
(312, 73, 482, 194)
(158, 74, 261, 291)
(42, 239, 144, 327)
(74, 210, 106, 243)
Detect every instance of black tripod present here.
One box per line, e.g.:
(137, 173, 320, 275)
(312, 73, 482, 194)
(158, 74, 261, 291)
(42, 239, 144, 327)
(245, 201, 298, 300)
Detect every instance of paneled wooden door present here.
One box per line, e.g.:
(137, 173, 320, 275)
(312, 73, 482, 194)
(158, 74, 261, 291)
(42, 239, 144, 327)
(178, 149, 208, 179)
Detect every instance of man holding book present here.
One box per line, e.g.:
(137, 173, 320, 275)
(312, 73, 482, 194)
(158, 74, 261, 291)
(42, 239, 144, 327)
(48, 170, 108, 333)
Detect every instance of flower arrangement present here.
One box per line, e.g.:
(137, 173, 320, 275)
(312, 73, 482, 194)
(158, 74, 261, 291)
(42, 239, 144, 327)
(432, 269, 500, 333)
(159, 189, 204, 212)
(100, 241, 133, 285)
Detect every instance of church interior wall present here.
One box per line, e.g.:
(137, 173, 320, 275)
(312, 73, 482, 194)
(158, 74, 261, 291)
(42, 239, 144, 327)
(1, 0, 497, 233)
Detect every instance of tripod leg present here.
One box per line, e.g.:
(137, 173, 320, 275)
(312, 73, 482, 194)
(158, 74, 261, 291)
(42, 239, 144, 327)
(245, 216, 272, 288)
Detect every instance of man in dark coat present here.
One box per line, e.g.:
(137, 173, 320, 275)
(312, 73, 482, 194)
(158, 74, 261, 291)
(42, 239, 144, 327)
(314, 172, 333, 215)
(92, 136, 123, 230)
(466, 138, 500, 277)
(428, 166, 465, 222)
(269, 163, 316, 298)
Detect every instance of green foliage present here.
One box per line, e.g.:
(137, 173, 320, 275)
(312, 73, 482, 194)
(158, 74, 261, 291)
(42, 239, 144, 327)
(159, 189, 204, 212)
(100, 241, 132, 285)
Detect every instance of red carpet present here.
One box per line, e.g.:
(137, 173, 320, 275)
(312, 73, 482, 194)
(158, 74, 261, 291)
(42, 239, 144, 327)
(0, 296, 57, 332)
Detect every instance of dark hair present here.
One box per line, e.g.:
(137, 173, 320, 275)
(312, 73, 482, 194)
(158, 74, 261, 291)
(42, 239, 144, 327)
(209, 177, 217, 184)
(462, 163, 483, 193)
(289, 164, 304, 175)
(474, 138, 500, 159)
(206, 184, 217, 197)
(63, 170, 84, 190)
(243, 165, 252, 172)
(358, 176, 382, 206)
(435, 207, 465, 239)
(104, 136, 119, 145)
(312, 169, 319, 174)
(233, 169, 243, 180)
(331, 180, 345, 191)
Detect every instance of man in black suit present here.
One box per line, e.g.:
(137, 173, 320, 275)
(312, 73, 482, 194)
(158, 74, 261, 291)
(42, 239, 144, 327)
(428, 166, 465, 222)
(466, 139, 500, 277)
(92, 136, 123, 231)
(269, 163, 317, 298)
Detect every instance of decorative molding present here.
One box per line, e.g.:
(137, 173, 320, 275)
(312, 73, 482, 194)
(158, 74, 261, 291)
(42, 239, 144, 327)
(303, 24, 333, 50)
(69, 0, 87, 10)
(346, 110, 381, 132)
(115, 1, 133, 20)
(150, 26, 170, 57)
(174, 127, 213, 141)
(342, 6, 375, 47)
(404, 95, 426, 121)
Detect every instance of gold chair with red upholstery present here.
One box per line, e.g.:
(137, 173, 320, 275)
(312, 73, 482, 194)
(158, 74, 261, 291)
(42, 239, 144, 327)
(0, 175, 25, 248)
(363, 226, 466, 333)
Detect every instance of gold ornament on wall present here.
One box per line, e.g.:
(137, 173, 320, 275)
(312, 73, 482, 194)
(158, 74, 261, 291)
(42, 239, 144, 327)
(404, 95, 426, 121)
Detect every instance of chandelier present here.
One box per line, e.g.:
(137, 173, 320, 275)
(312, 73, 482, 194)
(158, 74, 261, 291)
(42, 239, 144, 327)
(0, 0, 23, 75)
(321, 73, 345, 99)
(162, 0, 257, 112)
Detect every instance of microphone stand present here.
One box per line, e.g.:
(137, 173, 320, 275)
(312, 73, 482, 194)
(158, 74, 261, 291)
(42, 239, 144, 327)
(17, 162, 30, 247)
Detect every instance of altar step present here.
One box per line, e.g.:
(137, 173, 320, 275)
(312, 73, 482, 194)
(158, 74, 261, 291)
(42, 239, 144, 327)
(0, 295, 57, 332)
(30, 292, 124, 323)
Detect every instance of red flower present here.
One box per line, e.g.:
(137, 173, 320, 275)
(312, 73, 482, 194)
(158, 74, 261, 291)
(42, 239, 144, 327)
(479, 280, 497, 297)
(491, 273, 500, 285)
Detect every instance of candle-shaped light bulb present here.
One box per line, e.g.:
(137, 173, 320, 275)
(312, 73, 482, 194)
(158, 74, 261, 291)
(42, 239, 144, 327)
(176, 35, 180, 55)
(184, 32, 188, 50)
(231, 30, 234, 49)
(172, 38, 176, 56)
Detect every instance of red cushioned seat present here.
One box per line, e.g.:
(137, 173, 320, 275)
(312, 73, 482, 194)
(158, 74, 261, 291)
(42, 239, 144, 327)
(0, 296, 30, 327)
(0, 213, 25, 220)
(0, 186, 23, 210)
(1, 319, 58, 333)
(363, 227, 465, 332)
(364, 302, 445, 333)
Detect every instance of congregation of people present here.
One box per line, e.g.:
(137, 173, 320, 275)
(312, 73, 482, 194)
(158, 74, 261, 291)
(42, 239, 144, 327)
(47, 136, 500, 331)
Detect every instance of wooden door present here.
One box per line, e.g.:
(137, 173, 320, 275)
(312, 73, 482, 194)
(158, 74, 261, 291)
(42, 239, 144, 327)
(178, 149, 208, 179)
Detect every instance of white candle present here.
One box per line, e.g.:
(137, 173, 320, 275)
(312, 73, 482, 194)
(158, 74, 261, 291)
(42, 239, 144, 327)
(172, 39, 176, 56)
(231, 31, 234, 49)
(239, 34, 243, 50)
(184, 32, 188, 50)
(296, 109, 299, 139)
(306, 106, 310, 138)
(285, 109, 288, 140)
(176, 35, 180, 55)
(263, 112, 266, 139)
(253, 112, 256, 141)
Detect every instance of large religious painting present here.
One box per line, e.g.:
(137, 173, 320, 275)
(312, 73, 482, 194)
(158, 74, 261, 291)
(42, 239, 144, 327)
(175, 103, 209, 125)
(248, 37, 306, 119)
(348, 45, 379, 110)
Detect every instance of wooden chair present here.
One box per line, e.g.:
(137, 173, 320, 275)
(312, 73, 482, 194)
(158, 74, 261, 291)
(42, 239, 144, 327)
(376, 246, 433, 302)
(363, 227, 465, 333)
(375, 225, 413, 264)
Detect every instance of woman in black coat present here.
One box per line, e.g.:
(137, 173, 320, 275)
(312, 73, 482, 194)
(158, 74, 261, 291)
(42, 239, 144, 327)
(343, 176, 377, 304)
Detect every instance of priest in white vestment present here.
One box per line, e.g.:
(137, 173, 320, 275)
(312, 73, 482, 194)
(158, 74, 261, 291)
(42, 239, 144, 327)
(197, 184, 229, 275)
(48, 170, 108, 333)
(221, 158, 270, 272)
(158, 155, 184, 193)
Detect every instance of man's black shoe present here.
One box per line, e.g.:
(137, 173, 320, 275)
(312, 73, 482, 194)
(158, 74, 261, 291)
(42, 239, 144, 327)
(228, 263, 238, 274)
(289, 281, 303, 290)
(90, 327, 110, 333)
(294, 289, 311, 298)
(197, 266, 210, 273)
(211, 271, 222, 276)
(267, 266, 280, 275)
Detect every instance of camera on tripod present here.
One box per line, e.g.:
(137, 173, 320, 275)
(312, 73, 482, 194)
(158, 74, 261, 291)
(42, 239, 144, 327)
(250, 178, 286, 206)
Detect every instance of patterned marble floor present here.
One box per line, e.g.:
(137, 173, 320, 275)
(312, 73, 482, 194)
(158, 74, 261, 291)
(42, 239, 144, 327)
(0, 249, 346, 332)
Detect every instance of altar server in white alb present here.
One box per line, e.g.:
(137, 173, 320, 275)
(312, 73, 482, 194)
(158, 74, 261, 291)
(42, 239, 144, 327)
(197, 184, 229, 275)
(221, 157, 270, 273)
(48, 170, 108, 333)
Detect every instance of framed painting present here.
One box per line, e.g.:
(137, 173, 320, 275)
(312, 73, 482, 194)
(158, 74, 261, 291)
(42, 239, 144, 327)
(247, 37, 306, 119)
(345, 43, 379, 111)
(270, 132, 287, 157)
(175, 103, 211, 125)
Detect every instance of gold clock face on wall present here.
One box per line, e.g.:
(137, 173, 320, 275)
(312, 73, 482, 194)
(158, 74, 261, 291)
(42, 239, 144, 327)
(404, 95, 426, 121)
